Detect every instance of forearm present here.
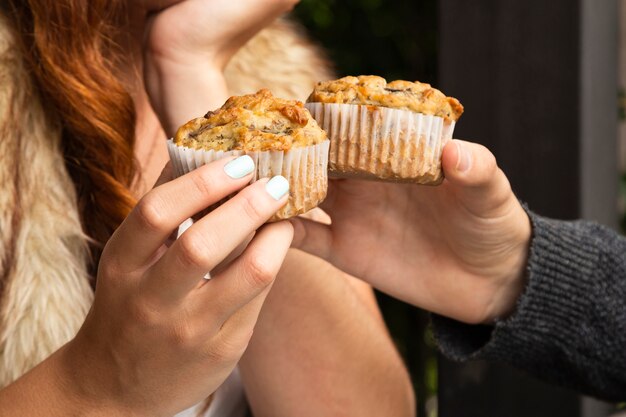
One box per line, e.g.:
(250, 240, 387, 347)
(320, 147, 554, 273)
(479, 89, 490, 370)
(433, 211, 626, 401)
(239, 249, 415, 417)
(0, 346, 132, 417)
(143, 58, 229, 137)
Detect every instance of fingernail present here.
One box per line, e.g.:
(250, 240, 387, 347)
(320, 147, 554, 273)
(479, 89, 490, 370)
(224, 155, 255, 179)
(455, 141, 472, 173)
(265, 176, 290, 200)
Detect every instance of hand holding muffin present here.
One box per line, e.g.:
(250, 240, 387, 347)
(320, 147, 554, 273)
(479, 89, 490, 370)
(291, 139, 532, 325)
(169, 89, 329, 220)
(57, 160, 293, 416)
(306, 75, 463, 183)
(166, 76, 530, 325)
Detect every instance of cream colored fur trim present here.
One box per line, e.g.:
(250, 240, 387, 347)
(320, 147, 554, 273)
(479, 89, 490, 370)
(0, 15, 93, 387)
(226, 18, 334, 101)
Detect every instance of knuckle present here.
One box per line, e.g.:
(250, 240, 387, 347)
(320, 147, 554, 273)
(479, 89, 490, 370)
(169, 321, 198, 348)
(98, 253, 134, 282)
(239, 191, 266, 222)
(177, 232, 214, 270)
(98, 254, 121, 279)
(480, 145, 498, 175)
(243, 253, 276, 288)
(206, 335, 248, 364)
(135, 195, 167, 232)
(190, 168, 217, 198)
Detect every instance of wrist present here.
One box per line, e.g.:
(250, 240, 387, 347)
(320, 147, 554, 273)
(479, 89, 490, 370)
(0, 342, 143, 417)
(57, 340, 147, 417)
(146, 45, 226, 74)
(486, 205, 532, 323)
(144, 54, 229, 136)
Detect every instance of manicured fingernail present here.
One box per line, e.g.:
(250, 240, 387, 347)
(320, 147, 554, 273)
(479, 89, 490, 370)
(224, 155, 255, 179)
(455, 141, 472, 173)
(265, 176, 290, 200)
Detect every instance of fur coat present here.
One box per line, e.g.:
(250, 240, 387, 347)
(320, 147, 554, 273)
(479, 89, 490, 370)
(0, 13, 332, 388)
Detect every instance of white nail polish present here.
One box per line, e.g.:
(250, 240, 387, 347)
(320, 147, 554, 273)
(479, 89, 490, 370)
(224, 155, 255, 179)
(265, 176, 290, 200)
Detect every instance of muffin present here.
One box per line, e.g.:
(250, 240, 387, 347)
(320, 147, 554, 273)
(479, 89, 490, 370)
(305, 75, 464, 184)
(168, 89, 330, 220)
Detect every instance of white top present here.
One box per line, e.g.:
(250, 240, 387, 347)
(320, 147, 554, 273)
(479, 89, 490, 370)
(174, 368, 247, 417)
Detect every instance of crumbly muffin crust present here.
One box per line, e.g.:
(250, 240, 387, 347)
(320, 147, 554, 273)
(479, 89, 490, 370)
(307, 75, 464, 122)
(174, 89, 327, 151)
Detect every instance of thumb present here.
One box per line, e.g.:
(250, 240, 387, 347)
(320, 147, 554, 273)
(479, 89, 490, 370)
(441, 139, 514, 215)
(289, 217, 334, 263)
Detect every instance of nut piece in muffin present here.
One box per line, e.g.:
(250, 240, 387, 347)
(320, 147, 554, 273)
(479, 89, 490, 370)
(305, 75, 463, 184)
(169, 89, 330, 220)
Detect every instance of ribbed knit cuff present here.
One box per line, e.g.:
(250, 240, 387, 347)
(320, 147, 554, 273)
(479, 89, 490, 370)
(433, 210, 601, 367)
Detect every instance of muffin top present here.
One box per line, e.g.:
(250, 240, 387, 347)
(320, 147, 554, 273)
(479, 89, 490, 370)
(174, 89, 327, 151)
(307, 75, 464, 122)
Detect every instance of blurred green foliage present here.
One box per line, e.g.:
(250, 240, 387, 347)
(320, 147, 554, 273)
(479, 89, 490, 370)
(294, 0, 439, 83)
(293, 1, 440, 415)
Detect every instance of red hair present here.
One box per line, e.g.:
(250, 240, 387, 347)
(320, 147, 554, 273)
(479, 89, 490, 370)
(6, 0, 138, 272)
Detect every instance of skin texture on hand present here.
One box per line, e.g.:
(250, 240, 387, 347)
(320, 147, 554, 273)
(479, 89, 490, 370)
(292, 140, 532, 325)
(0, 159, 293, 417)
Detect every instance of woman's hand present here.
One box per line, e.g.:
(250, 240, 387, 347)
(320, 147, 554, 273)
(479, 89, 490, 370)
(60, 158, 292, 416)
(141, 0, 300, 136)
(144, 0, 299, 70)
(292, 140, 532, 325)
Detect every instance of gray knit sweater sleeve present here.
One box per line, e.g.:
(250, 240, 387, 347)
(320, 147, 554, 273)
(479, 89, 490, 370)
(432, 211, 626, 402)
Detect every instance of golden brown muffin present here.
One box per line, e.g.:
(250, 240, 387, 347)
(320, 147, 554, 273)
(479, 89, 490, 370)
(174, 89, 327, 151)
(308, 75, 464, 122)
(305, 75, 463, 184)
(169, 89, 330, 220)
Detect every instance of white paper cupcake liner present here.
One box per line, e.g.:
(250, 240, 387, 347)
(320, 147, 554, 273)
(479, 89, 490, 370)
(167, 139, 330, 220)
(305, 102, 456, 184)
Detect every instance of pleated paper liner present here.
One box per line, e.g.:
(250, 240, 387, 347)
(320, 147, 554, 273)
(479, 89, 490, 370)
(167, 139, 329, 221)
(305, 102, 455, 184)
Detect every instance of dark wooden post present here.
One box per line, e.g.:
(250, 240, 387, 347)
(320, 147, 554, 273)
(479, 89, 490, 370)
(437, 0, 618, 416)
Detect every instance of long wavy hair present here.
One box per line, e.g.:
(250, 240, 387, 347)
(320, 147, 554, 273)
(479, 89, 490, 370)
(5, 0, 138, 273)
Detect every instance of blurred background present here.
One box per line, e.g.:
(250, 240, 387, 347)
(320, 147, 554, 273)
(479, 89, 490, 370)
(292, 1, 625, 416)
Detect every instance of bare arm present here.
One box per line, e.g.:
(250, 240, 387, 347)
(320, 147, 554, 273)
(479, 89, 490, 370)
(239, 250, 415, 417)
(0, 348, 112, 416)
